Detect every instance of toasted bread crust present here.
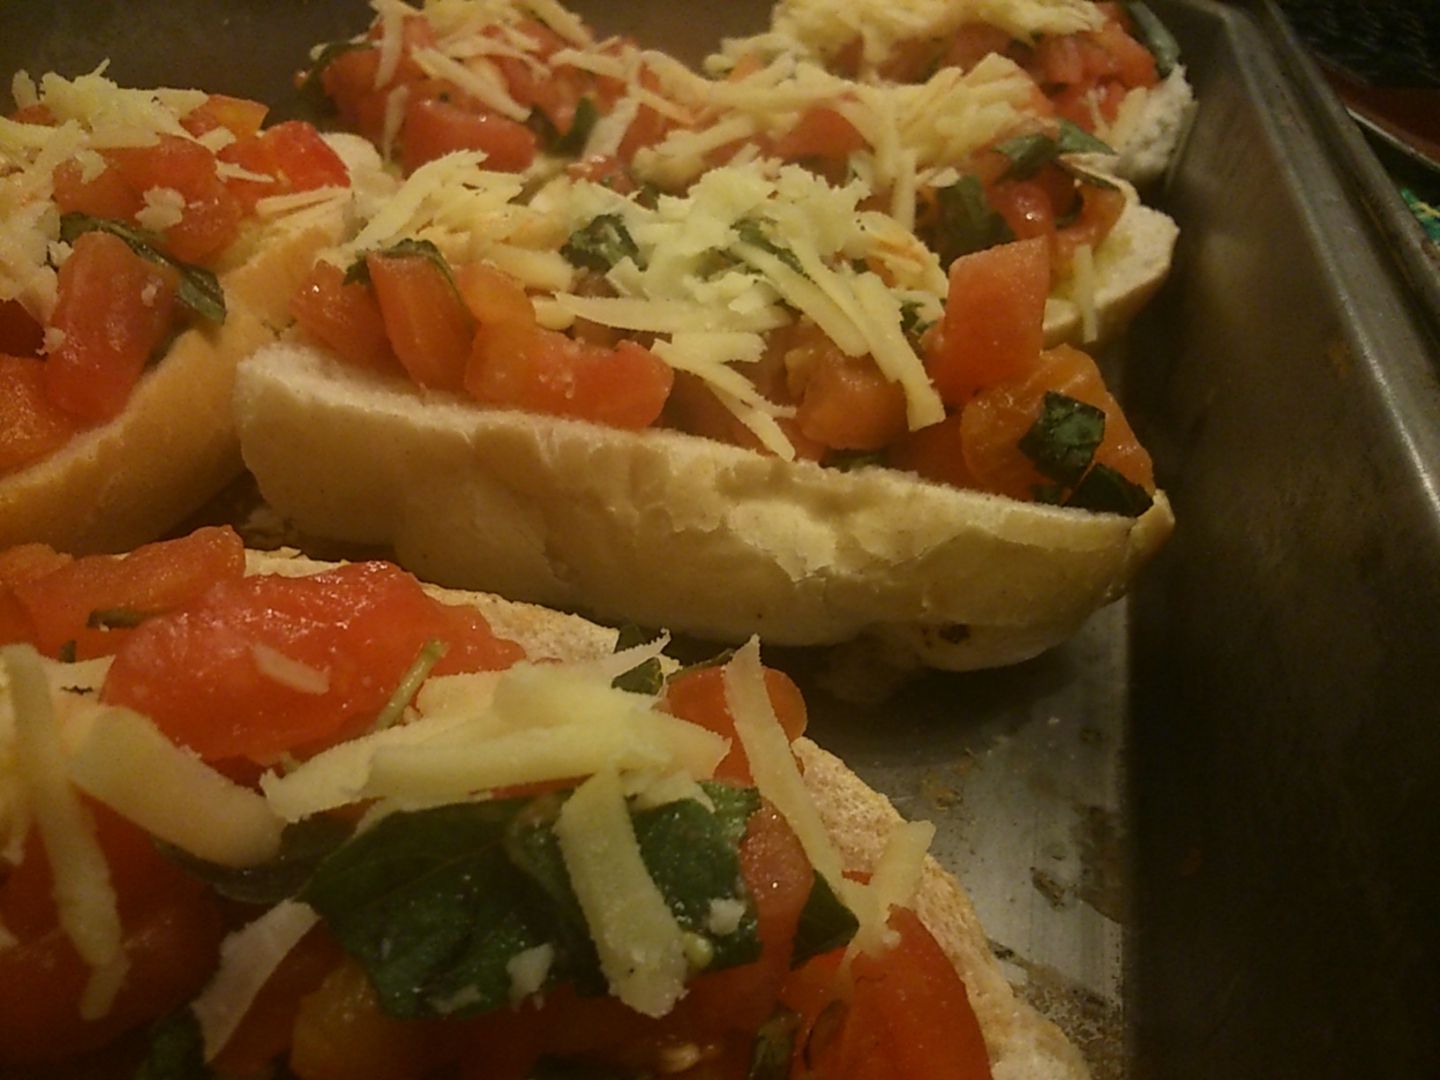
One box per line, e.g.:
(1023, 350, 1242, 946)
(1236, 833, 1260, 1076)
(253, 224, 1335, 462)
(236, 344, 1172, 670)
(0, 219, 345, 555)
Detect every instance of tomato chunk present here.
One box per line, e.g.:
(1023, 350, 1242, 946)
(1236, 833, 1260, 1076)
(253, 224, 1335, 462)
(44, 230, 179, 423)
(223, 120, 350, 211)
(0, 298, 44, 357)
(926, 235, 1050, 406)
(887, 411, 978, 490)
(367, 251, 474, 392)
(790, 346, 909, 452)
(662, 664, 807, 783)
(9, 525, 246, 659)
(101, 560, 525, 762)
(182, 93, 269, 139)
(0, 804, 225, 1068)
(400, 97, 537, 175)
(291, 260, 397, 374)
(0, 354, 80, 474)
(466, 323, 674, 430)
(106, 134, 243, 263)
(960, 342, 1154, 501)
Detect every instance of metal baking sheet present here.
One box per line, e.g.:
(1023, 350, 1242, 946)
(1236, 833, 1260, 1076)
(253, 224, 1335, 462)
(3, 0, 1438, 1076)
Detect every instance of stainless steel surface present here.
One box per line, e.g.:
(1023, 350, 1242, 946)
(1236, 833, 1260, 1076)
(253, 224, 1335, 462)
(3, 0, 1439, 1076)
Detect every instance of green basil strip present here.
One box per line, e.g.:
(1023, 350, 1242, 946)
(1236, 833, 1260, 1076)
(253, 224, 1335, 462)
(59, 213, 226, 324)
(551, 96, 600, 156)
(160, 816, 353, 906)
(1056, 118, 1115, 157)
(790, 871, 860, 967)
(1124, 1, 1181, 77)
(931, 175, 1014, 266)
(134, 1010, 210, 1080)
(610, 624, 665, 696)
(562, 213, 644, 273)
(301, 785, 765, 1020)
(1066, 462, 1154, 516)
(734, 218, 805, 276)
(996, 121, 1114, 181)
(343, 236, 456, 288)
(1018, 390, 1105, 485)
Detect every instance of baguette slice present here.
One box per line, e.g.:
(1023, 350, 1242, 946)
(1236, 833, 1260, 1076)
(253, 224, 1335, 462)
(243, 546, 1092, 1078)
(235, 345, 1173, 671)
(0, 217, 344, 556)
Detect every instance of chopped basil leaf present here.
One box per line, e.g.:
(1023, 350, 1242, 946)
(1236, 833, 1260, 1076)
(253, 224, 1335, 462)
(57, 640, 77, 663)
(301, 787, 763, 1020)
(734, 217, 805, 275)
(552, 96, 600, 156)
(826, 449, 887, 472)
(790, 871, 860, 966)
(930, 176, 1014, 267)
(1067, 462, 1154, 516)
(85, 606, 147, 630)
(343, 237, 455, 288)
(748, 1009, 801, 1080)
(134, 1010, 210, 1080)
(1058, 159, 1121, 192)
(1124, 1, 1181, 77)
(1018, 391, 1105, 485)
(160, 816, 353, 906)
(996, 120, 1114, 180)
(59, 213, 226, 323)
(899, 299, 932, 343)
(611, 624, 665, 695)
(562, 213, 643, 273)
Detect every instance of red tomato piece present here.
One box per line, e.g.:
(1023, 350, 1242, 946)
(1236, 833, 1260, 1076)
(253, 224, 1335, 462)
(455, 260, 536, 328)
(960, 342, 1154, 501)
(223, 120, 350, 211)
(1052, 183, 1127, 273)
(182, 93, 269, 139)
(0, 354, 80, 474)
(0, 805, 225, 1068)
(43, 230, 179, 423)
(466, 324, 674, 430)
(0, 298, 44, 356)
(106, 134, 243, 263)
(100, 560, 525, 763)
(791, 347, 909, 452)
(400, 97, 538, 175)
(9, 525, 246, 659)
(770, 106, 868, 164)
(987, 178, 1058, 243)
(926, 235, 1050, 406)
(887, 410, 979, 490)
(50, 157, 144, 222)
(367, 250, 474, 392)
(290, 260, 397, 374)
(661, 665, 807, 783)
(319, 47, 390, 143)
(943, 23, 1018, 71)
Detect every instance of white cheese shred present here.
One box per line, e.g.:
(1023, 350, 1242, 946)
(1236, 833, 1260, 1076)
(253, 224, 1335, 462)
(554, 767, 688, 1017)
(193, 900, 321, 1061)
(1, 645, 127, 1019)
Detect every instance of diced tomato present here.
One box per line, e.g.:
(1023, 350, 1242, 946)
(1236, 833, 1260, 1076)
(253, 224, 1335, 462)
(466, 323, 674, 430)
(925, 235, 1050, 406)
(455, 261, 536, 328)
(106, 134, 243, 263)
(887, 411, 979, 490)
(959, 342, 1154, 501)
(182, 93, 269, 139)
(943, 23, 1018, 71)
(290, 957, 463, 1080)
(222, 120, 350, 211)
(0, 298, 44, 356)
(319, 47, 390, 143)
(790, 347, 909, 452)
(100, 560, 524, 763)
(661, 664, 807, 784)
(782, 908, 992, 1080)
(0, 805, 225, 1067)
(50, 157, 144, 222)
(290, 260, 397, 374)
(1095, 21, 1159, 87)
(0, 542, 71, 586)
(1052, 183, 1127, 272)
(367, 250, 474, 392)
(212, 930, 347, 1077)
(0, 354, 80, 474)
(400, 96, 538, 175)
(9, 525, 245, 659)
(987, 178, 1057, 242)
(1032, 34, 1087, 87)
(770, 106, 867, 164)
(44, 230, 179, 423)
